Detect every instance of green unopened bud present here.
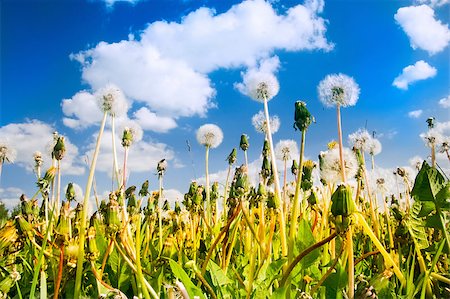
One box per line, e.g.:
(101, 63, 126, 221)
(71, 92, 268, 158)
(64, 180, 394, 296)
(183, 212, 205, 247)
(291, 159, 299, 176)
(211, 182, 219, 202)
(66, 183, 76, 202)
(56, 201, 71, 240)
(233, 165, 249, 197)
(174, 201, 181, 214)
(65, 239, 79, 268)
(226, 148, 237, 165)
(301, 160, 316, 191)
(106, 199, 121, 235)
(157, 159, 168, 177)
(293, 101, 314, 131)
(308, 189, 318, 206)
(257, 182, 267, 197)
(121, 127, 134, 147)
(37, 166, 57, 190)
(260, 156, 271, 180)
(262, 140, 270, 158)
(240, 134, 249, 151)
(426, 117, 435, 129)
(331, 184, 355, 218)
(20, 195, 33, 216)
(162, 199, 170, 211)
(139, 180, 149, 197)
(0, 221, 18, 253)
(52, 136, 66, 161)
(87, 226, 99, 261)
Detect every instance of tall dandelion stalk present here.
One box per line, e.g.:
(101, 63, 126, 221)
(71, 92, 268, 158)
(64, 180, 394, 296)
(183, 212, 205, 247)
(196, 124, 223, 226)
(0, 141, 16, 183)
(52, 136, 66, 212)
(157, 158, 167, 253)
(33, 151, 44, 179)
(318, 73, 360, 299)
(239, 134, 249, 168)
(289, 101, 313, 263)
(223, 148, 237, 217)
(74, 84, 127, 299)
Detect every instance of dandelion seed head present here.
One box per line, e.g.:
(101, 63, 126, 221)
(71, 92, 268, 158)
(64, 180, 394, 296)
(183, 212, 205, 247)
(367, 137, 382, 156)
(95, 84, 128, 116)
(33, 151, 44, 167)
(420, 129, 443, 148)
(251, 110, 280, 134)
(318, 73, 360, 107)
(348, 128, 372, 152)
(244, 72, 280, 102)
(409, 156, 423, 171)
(196, 124, 223, 148)
(275, 140, 298, 161)
(320, 147, 358, 184)
(0, 140, 17, 164)
(438, 135, 450, 153)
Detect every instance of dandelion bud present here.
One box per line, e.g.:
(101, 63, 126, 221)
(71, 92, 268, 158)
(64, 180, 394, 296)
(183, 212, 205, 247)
(66, 183, 76, 202)
(240, 134, 249, 151)
(331, 184, 355, 218)
(0, 269, 20, 294)
(86, 226, 99, 261)
(260, 156, 271, 180)
(226, 148, 237, 165)
(157, 159, 168, 177)
(106, 199, 121, 235)
(20, 195, 33, 216)
(65, 239, 79, 268)
(0, 141, 16, 164)
(291, 159, 299, 176)
(293, 101, 314, 131)
(307, 189, 318, 206)
(301, 160, 316, 191)
(139, 180, 150, 197)
(426, 117, 435, 129)
(15, 215, 33, 239)
(257, 182, 267, 197)
(262, 140, 270, 158)
(174, 202, 181, 215)
(52, 136, 66, 161)
(121, 127, 134, 147)
(0, 221, 18, 254)
(33, 151, 43, 167)
(56, 201, 71, 240)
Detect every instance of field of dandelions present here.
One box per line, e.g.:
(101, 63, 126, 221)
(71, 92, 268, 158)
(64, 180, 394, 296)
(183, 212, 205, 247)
(0, 73, 449, 299)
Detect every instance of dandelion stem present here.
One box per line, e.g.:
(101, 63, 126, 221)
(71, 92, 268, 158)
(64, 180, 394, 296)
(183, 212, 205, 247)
(74, 112, 108, 299)
(205, 146, 211, 226)
(347, 228, 354, 299)
(158, 175, 164, 253)
(336, 104, 346, 182)
(111, 116, 121, 189)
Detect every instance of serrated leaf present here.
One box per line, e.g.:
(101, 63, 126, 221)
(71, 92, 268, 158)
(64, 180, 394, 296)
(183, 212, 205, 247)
(168, 259, 206, 299)
(407, 202, 429, 250)
(295, 219, 320, 269)
(322, 263, 346, 299)
(435, 182, 450, 207)
(425, 214, 442, 230)
(207, 259, 230, 288)
(411, 162, 446, 202)
(270, 285, 287, 299)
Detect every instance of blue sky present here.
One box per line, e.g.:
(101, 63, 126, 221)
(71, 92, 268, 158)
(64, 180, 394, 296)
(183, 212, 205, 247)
(1, 0, 449, 209)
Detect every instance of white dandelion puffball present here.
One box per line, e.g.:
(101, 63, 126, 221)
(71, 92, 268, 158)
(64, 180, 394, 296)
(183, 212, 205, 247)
(438, 136, 450, 153)
(409, 155, 424, 171)
(275, 140, 298, 161)
(320, 147, 358, 184)
(251, 110, 280, 134)
(367, 137, 382, 156)
(348, 128, 372, 152)
(318, 73, 360, 107)
(243, 72, 280, 102)
(196, 124, 223, 148)
(95, 84, 129, 116)
(420, 129, 443, 148)
(0, 140, 17, 164)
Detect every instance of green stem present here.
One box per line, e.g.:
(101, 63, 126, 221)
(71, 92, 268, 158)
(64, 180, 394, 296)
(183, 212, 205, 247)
(223, 165, 231, 218)
(205, 146, 211, 226)
(347, 228, 354, 299)
(136, 214, 151, 299)
(336, 104, 346, 182)
(289, 129, 306, 261)
(436, 204, 450, 253)
(158, 175, 163, 253)
(74, 112, 107, 299)
(111, 116, 121, 189)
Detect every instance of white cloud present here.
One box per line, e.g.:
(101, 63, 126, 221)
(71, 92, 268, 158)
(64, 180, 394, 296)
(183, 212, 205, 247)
(408, 109, 423, 118)
(102, 0, 143, 7)
(62, 90, 103, 129)
(0, 187, 25, 210)
(395, 5, 450, 55)
(414, 0, 449, 7)
(72, 0, 331, 126)
(162, 188, 184, 208)
(438, 95, 450, 108)
(392, 60, 437, 89)
(84, 130, 174, 176)
(133, 107, 177, 133)
(0, 120, 85, 175)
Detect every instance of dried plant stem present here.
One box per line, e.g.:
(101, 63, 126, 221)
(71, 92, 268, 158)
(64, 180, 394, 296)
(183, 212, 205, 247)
(74, 112, 107, 299)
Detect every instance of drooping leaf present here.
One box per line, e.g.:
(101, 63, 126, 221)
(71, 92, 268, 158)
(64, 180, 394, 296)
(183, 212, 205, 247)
(411, 162, 446, 202)
(168, 259, 206, 299)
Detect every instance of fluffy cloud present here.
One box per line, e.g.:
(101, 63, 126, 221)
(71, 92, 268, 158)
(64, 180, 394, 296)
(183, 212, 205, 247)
(392, 60, 437, 89)
(408, 109, 423, 118)
(133, 107, 177, 133)
(0, 120, 85, 175)
(414, 0, 449, 7)
(438, 95, 450, 108)
(84, 130, 174, 176)
(62, 91, 103, 129)
(395, 5, 450, 55)
(0, 187, 25, 209)
(102, 0, 143, 7)
(71, 0, 331, 128)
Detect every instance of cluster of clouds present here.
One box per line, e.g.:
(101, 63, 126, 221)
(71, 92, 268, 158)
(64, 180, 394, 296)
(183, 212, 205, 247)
(393, 4, 449, 89)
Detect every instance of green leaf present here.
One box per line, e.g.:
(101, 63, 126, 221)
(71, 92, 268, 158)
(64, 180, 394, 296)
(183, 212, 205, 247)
(322, 263, 346, 299)
(417, 202, 435, 218)
(407, 202, 429, 250)
(270, 285, 287, 299)
(168, 259, 206, 299)
(253, 257, 287, 298)
(207, 260, 230, 288)
(411, 162, 446, 202)
(435, 182, 450, 207)
(295, 219, 320, 269)
(425, 214, 442, 230)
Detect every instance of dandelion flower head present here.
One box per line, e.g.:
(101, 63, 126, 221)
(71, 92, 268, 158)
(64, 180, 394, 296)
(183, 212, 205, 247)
(252, 110, 280, 134)
(318, 73, 360, 107)
(319, 147, 358, 184)
(95, 84, 128, 116)
(242, 72, 280, 102)
(196, 124, 223, 148)
(275, 139, 298, 161)
(420, 128, 442, 148)
(348, 128, 372, 152)
(367, 137, 382, 156)
(0, 140, 17, 164)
